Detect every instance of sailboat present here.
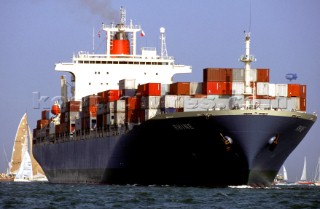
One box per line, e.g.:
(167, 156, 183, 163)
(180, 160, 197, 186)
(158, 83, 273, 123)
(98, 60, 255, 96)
(8, 113, 48, 182)
(296, 156, 314, 185)
(313, 157, 320, 186)
(273, 165, 288, 185)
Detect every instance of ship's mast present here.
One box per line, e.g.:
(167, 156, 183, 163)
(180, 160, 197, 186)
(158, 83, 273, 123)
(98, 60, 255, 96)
(240, 32, 256, 108)
(160, 27, 168, 58)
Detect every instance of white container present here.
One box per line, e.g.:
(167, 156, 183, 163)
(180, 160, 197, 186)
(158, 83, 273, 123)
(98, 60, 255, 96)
(141, 96, 161, 109)
(115, 100, 126, 112)
(119, 79, 136, 90)
(115, 112, 125, 125)
(144, 108, 161, 120)
(275, 84, 288, 97)
(232, 82, 244, 95)
(256, 82, 269, 96)
(190, 82, 203, 95)
(160, 95, 177, 108)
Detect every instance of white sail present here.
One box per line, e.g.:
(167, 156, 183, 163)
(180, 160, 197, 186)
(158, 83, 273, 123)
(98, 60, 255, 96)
(14, 150, 33, 182)
(9, 113, 28, 175)
(283, 166, 288, 181)
(300, 156, 308, 181)
(9, 113, 48, 182)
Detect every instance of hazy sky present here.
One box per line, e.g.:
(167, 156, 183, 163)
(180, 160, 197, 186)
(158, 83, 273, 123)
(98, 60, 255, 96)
(1, 0, 320, 182)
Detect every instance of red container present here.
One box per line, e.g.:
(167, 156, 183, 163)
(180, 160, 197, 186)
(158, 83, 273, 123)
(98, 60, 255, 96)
(66, 101, 80, 112)
(82, 105, 97, 118)
(300, 97, 306, 111)
(37, 119, 49, 129)
(82, 95, 98, 107)
(170, 82, 190, 95)
(300, 85, 306, 98)
(137, 83, 161, 96)
(256, 68, 270, 82)
(41, 110, 50, 120)
(287, 84, 301, 97)
(97, 90, 120, 103)
(107, 89, 121, 102)
(203, 68, 232, 82)
(126, 97, 140, 110)
(125, 109, 140, 123)
(203, 81, 232, 95)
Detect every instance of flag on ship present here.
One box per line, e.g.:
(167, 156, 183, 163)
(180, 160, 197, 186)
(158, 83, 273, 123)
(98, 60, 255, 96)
(140, 30, 145, 37)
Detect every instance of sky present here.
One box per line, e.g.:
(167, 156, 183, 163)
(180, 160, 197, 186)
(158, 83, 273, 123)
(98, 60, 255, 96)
(0, 0, 319, 182)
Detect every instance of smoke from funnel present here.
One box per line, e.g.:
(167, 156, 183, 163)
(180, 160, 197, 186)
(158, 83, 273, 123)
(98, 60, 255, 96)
(79, 0, 116, 21)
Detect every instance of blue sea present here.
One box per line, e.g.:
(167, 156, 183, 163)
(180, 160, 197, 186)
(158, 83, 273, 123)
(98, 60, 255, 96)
(0, 182, 319, 208)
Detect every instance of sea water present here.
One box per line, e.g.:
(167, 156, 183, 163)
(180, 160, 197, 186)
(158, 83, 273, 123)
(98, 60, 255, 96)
(0, 182, 319, 208)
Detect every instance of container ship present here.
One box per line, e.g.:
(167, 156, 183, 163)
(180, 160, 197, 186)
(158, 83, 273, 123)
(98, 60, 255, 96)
(32, 7, 317, 187)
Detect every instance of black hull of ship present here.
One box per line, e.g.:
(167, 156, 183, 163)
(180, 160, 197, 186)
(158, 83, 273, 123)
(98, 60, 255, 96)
(33, 110, 316, 187)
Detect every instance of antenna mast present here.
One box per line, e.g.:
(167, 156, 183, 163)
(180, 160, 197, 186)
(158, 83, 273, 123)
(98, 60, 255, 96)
(240, 32, 256, 108)
(160, 27, 168, 58)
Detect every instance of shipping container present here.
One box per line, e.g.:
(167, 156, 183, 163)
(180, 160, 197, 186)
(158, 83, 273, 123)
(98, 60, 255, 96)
(287, 84, 303, 97)
(119, 79, 136, 90)
(287, 97, 302, 111)
(250, 69, 257, 82)
(170, 82, 190, 95)
(121, 89, 136, 97)
(107, 89, 121, 102)
(66, 101, 81, 112)
(137, 83, 161, 96)
(82, 95, 98, 107)
(115, 112, 125, 125)
(106, 102, 115, 113)
(300, 85, 307, 98)
(203, 81, 232, 95)
(97, 90, 121, 103)
(232, 68, 245, 82)
(160, 95, 177, 108)
(275, 84, 288, 97)
(97, 103, 107, 115)
(140, 96, 161, 109)
(232, 82, 245, 95)
(75, 118, 81, 131)
(176, 95, 191, 108)
(115, 100, 126, 112)
(256, 68, 270, 82)
(144, 108, 161, 120)
(125, 109, 140, 123)
(41, 110, 50, 120)
(82, 105, 97, 118)
(203, 68, 233, 82)
(107, 113, 115, 125)
(256, 82, 269, 96)
(37, 119, 50, 129)
(126, 97, 140, 110)
(190, 82, 203, 95)
(81, 116, 96, 130)
(65, 111, 80, 123)
(161, 84, 170, 95)
(268, 83, 276, 97)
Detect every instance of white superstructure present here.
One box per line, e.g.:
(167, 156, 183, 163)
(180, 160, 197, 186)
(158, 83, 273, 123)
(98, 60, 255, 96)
(55, 7, 192, 101)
